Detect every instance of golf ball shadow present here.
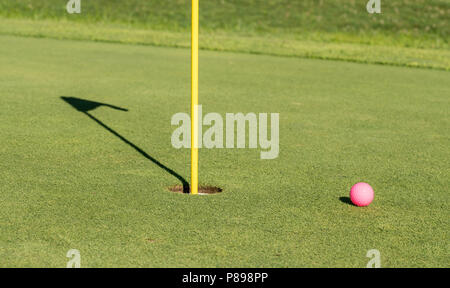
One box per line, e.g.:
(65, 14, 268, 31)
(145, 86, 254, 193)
(339, 196, 356, 206)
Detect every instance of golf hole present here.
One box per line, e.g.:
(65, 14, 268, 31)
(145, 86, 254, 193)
(168, 185, 223, 195)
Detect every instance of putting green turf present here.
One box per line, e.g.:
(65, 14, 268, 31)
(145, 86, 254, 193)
(0, 35, 448, 267)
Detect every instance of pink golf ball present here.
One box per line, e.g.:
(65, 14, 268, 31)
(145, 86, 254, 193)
(350, 182, 374, 207)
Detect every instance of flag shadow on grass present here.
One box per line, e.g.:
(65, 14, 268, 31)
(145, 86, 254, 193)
(61, 96, 189, 193)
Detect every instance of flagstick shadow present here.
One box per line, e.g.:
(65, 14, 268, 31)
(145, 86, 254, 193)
(61, 96, 189, 193)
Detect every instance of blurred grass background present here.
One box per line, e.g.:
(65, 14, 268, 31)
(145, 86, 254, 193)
(0, 0, 449, 68)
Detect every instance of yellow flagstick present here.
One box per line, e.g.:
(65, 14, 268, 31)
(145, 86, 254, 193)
(191, 0, 199, 195)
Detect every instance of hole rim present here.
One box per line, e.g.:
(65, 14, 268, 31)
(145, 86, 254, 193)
(168, 185, 223, 195)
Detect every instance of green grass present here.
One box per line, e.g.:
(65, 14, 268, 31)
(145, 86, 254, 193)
(0, 35, 448, 267)
(1, 17, 449, 71)
(1, 0, 448, 42)
(0, 0, 449, 70)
